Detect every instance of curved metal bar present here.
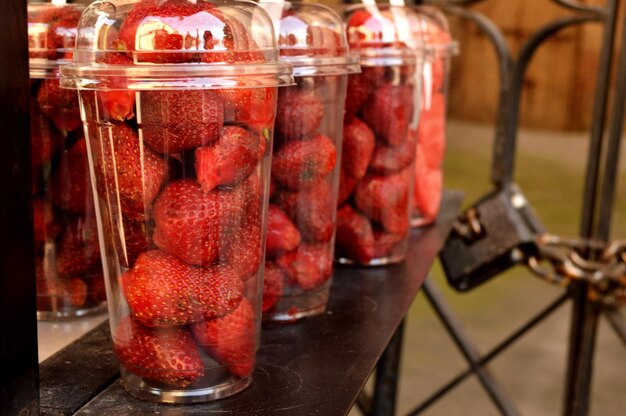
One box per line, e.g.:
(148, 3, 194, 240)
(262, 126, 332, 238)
(550, 0, 606, 17)
(495, 15, 602, 186)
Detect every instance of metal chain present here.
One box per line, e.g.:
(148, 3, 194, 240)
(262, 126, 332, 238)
(524, 234, 626, 305)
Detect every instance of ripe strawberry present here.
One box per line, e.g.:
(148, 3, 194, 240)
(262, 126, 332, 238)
(337, 170, 357, 207)
(368, 129, 417, 174)
(361, 83, 414, 147)
(95, 53, 135, 121)
(271, 133, 336, 191)
(28, 5, 81, 60)
(32, 197, 60, 245)
(113, 316, 204, 387)
(30, 102, 63, 169)
(191, 299, 256, 378)
(353, 172, 410, 235)
(194, 126, 266, 193)
(275, 181, 334, 243)
(37, 78, 81, 132)
(152, 180, 248, 266)
(47, 138, 91, 214)
(217, 86, 277, 132)
(122, 250, 244, 327)
(265, 204, 301, 257)
(94, 123, 167, 221)
(36, 263, 88, 309)
(55, 214, 101, 278)
(140, 90, 225, 153)
(275, 87, 323, 141)
(276, 243, 332, 291)
(116, 219, 149, 268)
(417, 92, 447, 169)
(373, 230, 404, 258)
(413, 152, 443, 222)
(335, 204, 375, 264)
(262, 262, 285, 312)
(342, 118, 375, 179)
(87, 271, 107, 303)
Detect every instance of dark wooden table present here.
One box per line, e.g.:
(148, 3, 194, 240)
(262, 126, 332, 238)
(39, 191, 463, 416)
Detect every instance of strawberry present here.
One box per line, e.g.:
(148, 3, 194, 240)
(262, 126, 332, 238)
(417, 92, 447, 169)
(344, 67, 384, 122)
(191, 299, 256, 378)
(140, 90, 225, 154)
(413, 151, 443, 222)
(335, 204, 375, 264)
(353, 172, 410, 235)
(368, 129, 417, 175)
(373, 230, 404, 258)
(116, 219, 149, 268)
(32, 197, 60, 245)
(36, 263, 88, 308)
(30, 102, 63, 169)
(337, 170, 357, 207)
(94, 123, 167, 221)
(95, 53, 136, 121)
(265, 204, 301, 257)
(342, 118, 375, 179)
(271, 133, 336, 191)
(262, 262, 285, 312)
(47, 138, 91, 214)
(361, 83, 414, 147)
(275, 87, 323, 141)
(217, 86, 277, 132)
(152, 179, 248, 266)
(121, 250, 244, 327)
(194, 126, 266, 193)
(275, 181, 334, 243)
(28, 5, 81, 60)
(87, 271, 107, 303)
(36, 78, 81, 132)
(113, 316, 204, 387)
(276, 243, 332, 291)
(55, 214, 101, 278)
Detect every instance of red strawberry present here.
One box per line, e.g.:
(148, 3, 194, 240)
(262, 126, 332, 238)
(335, 204, 375, 264)
(373, 230, 404, 258)
(265, 204, 301, 257)
(152, 180, 248, 266)
(271, 133, 337, 191)
(140, 90, 225, 153)
(195, 126, 266, 193)
(113, 316, 204, 387)
(275, 87, 323, 141)
(275, 181, 334, 243)
(116, 219, 149, 268)
(361, 83, 414, 147)
(337, 170, 357, 207)
(95, 53, 136, 121)
(417, 92, 447, 169)
(55, 214, 101, 278)
(344, 67, 384, 122)
(276, 243, 332, 291)
(30, 102, 63, 168)
(32, 197, 60, 245)
(216, 86, 277, 132)
(47, 138, 91, 214)
(191, 299, 256, 378)
(353, 172, 410, 235)
(121, 250, 244, 327)
(413, 151, 443, 222)
(262, 262, 285, 312)
(28, 5, 81, 60)
(87, 271, 107, 303)
(368, 129, 417, 174)
(94, 123, 167, 221)
(36, 263, 88, 309)
(37, 78, 81, 132)
(342, 117, 375, 179)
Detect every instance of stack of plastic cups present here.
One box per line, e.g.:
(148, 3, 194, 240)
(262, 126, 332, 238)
(28, 2, 107, 320)
(61, 0, 292, 403)
(336, 4, 425, 266)
(259, 2, 359, 322)
(410, 6, 459, 227)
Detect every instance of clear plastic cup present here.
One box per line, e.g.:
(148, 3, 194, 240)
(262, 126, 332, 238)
(410, 6, 459, 227)
(28, 2, 107, 320)
(335, 4, 425, 266)
(258, 2, 359, 322)
(60, 0, 292, 403)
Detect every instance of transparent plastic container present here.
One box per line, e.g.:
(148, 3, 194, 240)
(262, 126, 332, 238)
(336, 4, 424, 266)
(410, 6, 459, 227)
(258, 2, 359, 322)
(29, 2, 107, 320)
(61, 0, 292, 403)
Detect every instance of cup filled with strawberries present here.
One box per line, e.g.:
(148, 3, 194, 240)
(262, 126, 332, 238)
(258, 2, 359, 322)
(335, 5, 425, 266)
(61, 0, 292, 403)
(28, 2, 108, 320)
(410, 6, 459, 227)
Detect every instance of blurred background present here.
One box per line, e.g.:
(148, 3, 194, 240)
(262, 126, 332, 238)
(343, 0, 626, 414)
